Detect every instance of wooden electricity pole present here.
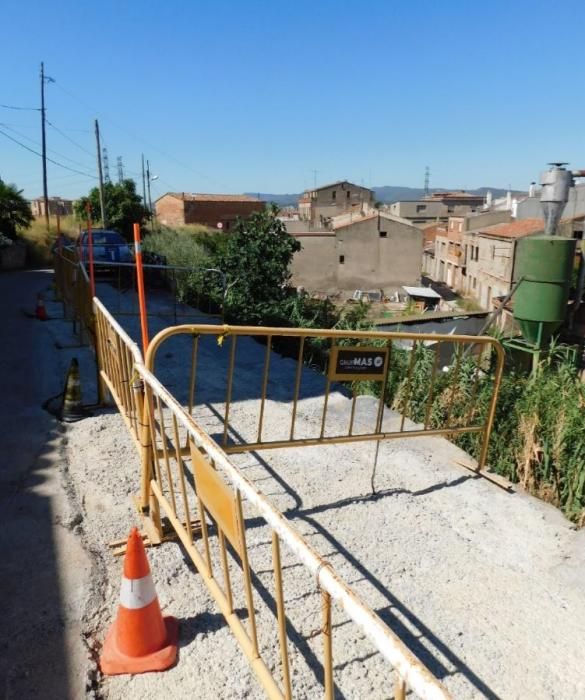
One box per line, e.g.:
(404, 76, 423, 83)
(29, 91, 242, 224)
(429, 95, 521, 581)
(141, 153, 147, 208)
(94, 119, 107, 227)
(40, 62, 50, 232)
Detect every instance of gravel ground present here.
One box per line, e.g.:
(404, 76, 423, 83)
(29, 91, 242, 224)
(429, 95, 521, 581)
(41, 281, 585, 700)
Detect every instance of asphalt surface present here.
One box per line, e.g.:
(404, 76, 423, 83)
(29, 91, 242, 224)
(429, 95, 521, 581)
(0, 270, 90, 700)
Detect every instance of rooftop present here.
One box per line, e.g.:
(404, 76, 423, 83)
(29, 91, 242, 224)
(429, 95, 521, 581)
(472, 218, 544, 239)
(402, 285, 442, 299)
(301, 180, 374, 196)
(160, 192, 264, 203)
(425, 190, 486, 201)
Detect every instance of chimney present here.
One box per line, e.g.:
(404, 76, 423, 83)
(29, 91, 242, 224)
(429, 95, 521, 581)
(486, 190, 493, 208)
(506, 190, 512, 210)
(529, 182, 536, 197)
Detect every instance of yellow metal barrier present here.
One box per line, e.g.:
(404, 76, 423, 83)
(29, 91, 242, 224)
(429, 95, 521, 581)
(144, 324, 504, 471)
(54, 248, 95, 346)
(93, 298, 144, 448)
(135, 361, 453, 700)
(90, 298, 454, 698)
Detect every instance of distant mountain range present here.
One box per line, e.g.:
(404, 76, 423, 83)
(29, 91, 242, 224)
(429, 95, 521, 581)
(246, 186, 526, 207)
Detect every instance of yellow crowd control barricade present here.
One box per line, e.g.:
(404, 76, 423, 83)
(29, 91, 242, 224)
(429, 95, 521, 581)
(93, 297, 144, 448)
(135, 361, 453, 700)
(87, 298, 506, 698)
(144, 324, 504, 471)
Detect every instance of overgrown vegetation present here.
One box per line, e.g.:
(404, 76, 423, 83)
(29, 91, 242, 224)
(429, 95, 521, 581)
(74, 179, 148, 240)
(355, 341, 585, 525)
(0, 178, 33, 240)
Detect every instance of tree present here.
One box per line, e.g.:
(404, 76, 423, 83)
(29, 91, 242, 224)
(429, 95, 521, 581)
(219, 205, 301, 323)
(74, 179, 148, 240)
(0, 178, 33, 240)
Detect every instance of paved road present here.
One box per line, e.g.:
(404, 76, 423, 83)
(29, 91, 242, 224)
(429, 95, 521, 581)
(0, 270, 90, 699)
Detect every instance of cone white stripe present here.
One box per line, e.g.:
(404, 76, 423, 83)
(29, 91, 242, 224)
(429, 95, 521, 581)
(119, 573, 157, 609)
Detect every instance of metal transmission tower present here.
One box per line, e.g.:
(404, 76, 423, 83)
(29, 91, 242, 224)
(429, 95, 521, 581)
(424, 166, 430, 196)
(102, 147, 111, 183)
(116, 156, 124, 183)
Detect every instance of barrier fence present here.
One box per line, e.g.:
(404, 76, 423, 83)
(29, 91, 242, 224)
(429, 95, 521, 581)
(54, 248, 507, 698)
(134, 361, 452, 700)
(144, 324, 504, 470)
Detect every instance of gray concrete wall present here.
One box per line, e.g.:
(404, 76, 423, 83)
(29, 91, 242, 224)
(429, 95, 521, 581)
(290, 235, 337, 291)
(290, 214, 422, 293)
(336, 215, 422, 291)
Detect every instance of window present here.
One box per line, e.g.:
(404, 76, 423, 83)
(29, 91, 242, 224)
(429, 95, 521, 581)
(473, 277, 477, 289)
(339, 255, 345, 264)
(346, 190, 350, 199)
(491, 245, 495, 259)
(416, 204, 427, 213)
(379, 231, 387, 238)
(332, 190, 337, 200)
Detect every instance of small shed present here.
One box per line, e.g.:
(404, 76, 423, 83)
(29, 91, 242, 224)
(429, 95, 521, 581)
(402, 285, 442, 311)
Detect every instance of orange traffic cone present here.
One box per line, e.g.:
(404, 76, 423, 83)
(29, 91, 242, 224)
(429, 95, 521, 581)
(100, 528, 178, 675)
(35, 294, 48, 321)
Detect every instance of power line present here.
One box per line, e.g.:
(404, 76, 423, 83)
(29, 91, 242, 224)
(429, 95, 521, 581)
(51, 78, 229, 188)
(0, 127, 97, 179)
(0, 122, 95, 171)
(0, 103, 41, 111)
(46, 119, 94, 158)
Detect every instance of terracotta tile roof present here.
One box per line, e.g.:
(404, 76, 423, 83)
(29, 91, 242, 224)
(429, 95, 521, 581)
(163, 192, 263, 203)
(472, 218, 544, 239)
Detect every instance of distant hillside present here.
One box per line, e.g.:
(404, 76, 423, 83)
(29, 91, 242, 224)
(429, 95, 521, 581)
(247, 193, 299, 207)
(248, 186, 526, 207)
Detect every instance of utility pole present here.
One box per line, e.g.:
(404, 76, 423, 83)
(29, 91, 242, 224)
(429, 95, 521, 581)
(40, 62, 50, 232)
(94, 119, 107, 227)
(141, 154, 147, 208)
(146, 159, 153, 213)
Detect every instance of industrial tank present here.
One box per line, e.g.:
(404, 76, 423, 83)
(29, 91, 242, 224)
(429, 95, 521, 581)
(514, 236, 576, 346)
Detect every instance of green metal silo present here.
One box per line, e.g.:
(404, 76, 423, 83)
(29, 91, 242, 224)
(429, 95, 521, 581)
(514, 236, 576, 346)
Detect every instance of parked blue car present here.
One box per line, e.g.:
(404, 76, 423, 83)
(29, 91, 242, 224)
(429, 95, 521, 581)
(78, 229, 133, 266)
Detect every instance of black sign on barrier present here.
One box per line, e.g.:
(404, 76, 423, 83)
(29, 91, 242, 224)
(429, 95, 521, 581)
(328, 346, 389, 381)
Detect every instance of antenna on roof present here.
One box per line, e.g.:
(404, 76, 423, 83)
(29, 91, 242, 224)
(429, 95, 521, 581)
(311, 169, 318, 189)
(424, 166, 430, 196)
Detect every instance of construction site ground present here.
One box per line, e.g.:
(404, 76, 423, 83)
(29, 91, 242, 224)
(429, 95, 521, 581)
(2, 269, 585, 699)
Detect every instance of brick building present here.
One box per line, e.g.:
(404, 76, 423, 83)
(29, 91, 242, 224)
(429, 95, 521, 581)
(298, 181, 374, 226)
(155, 192, 265, 230)
(30, 196, 74, 218)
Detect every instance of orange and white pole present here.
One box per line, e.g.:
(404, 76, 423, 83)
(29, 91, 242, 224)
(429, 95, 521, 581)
(86, 202, 96, 297)
(133, 222, 150, 353)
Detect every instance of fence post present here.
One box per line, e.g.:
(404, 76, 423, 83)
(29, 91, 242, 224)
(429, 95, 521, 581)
(133, 222, 150, 354)
(86, 203, 96, 298)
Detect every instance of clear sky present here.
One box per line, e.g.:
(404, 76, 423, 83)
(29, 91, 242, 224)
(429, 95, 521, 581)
(2, 0, 584, 201)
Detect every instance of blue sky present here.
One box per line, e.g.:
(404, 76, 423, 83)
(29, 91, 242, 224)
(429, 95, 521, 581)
(2, 0, 584, 200)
